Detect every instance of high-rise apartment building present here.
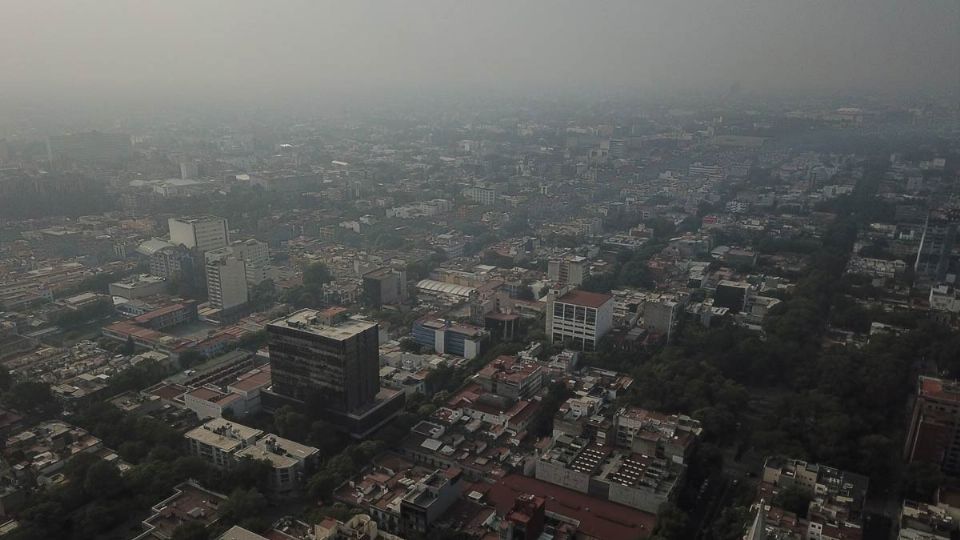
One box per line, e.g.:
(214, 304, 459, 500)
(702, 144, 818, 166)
(914, 213, 957, 287)
(231, 239, 270, 286)
(205, 248, 248, 312)
(463, 185, 498, 206)
(149, 245, 195, 280)
(546, 290, 614, 351)
(169, 216, 229, 253)
(547, 256, 588, 286)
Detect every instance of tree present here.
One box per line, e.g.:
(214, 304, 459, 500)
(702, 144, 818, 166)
(274, 406, 310, 441)
(530, 381, 572, 437)
(4, 381, 56, 412)
(308, 470, 342, 499)
(399, 337, 424, 353)
(123, 335, 136, 355)
(303, 262, 333, 287)
(651, 504, 689, 540)
(171, 522, 210, 540)
(84, 460, 124, 499)
(771, 485, 812, 516)
(220, 487, 267, 523)
(238, 330, 269, 351)
(0, 365, 11, 392)
(178, 350, 204, 368)
(902, 462, 945, 502)
(515, 285, 535, 301)
(249, 280, 278, 311)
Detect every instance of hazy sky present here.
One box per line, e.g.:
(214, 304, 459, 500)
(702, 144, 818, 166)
(1, 0, 958, 104)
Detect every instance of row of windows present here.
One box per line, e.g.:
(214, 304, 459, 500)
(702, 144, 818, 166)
(553, 303, 598, 324)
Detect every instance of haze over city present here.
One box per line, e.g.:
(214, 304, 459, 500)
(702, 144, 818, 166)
(1, 0, 958, 105)
(0, 2, 959, 540)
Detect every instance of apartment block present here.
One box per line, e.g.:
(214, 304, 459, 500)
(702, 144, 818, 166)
(168, 216, 229, 253)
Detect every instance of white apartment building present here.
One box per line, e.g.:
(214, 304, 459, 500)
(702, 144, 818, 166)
(235, 434, 319, 492)
(463, 185, 497, 206)
(205, 248, 248, 311)
(231, 239, 270, 285)
(547, 256, 588, 286)
(930, 284, 960, 313)
(168, 216, 229, 252)
(184, 418, 262, 468)
(547, 290, 614, 351)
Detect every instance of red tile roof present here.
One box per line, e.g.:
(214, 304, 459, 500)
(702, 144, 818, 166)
(133, 302, 194, 324)
(480, 474, 656, 540)
(229, 367, 272, 392)
(557, 290, 613, 308)
(920, 376, 960, 403)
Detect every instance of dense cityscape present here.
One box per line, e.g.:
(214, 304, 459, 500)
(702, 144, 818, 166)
(1, 2, 959, 540)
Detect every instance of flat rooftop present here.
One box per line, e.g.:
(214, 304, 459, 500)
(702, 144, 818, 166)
(481, 474, 656, 539)
(556, 290, 613, 308)
(185, 418, 263, 452)
(920, 376, 960, 403)
(267, 309, 377, 340)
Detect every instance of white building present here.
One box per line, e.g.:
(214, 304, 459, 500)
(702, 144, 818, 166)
(184, 418, 262, 468)
(463, 185, 497, 206)
(547, 290, 614, 351)
(930, 284, 960, 313)
(235, 434, 319, 493)
(547, 256, 588, 286)
(205, 248, 248, 311)
(231, 239, 270, 286)
(168, 216, 229, 252)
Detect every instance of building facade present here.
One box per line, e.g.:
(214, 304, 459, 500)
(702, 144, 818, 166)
(547, 290, 614, 351)
(205, 248, 249, 312)
(169, 216, 229, 252)
(905, 376, 960, 475)
(267, 309, 380, 412)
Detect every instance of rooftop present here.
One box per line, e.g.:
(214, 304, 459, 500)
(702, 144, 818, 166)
(235, 434, 319, 469)
(920, 375, 960, 403)
(556, 290, 613, 308)
(267, 309, 376, 340)
(140, 481, 227, 539)
(185, 418, 263, 452)
(481, 474, 656, 540)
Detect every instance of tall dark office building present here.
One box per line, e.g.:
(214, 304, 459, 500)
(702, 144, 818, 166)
(914, 211, 958, 287)
(267, 309, 380, 412)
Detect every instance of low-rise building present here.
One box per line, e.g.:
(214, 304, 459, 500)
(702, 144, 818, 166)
(400, 468, 464, 535)
(899, 499, 954, 540)
(109, 274, 167, 300)
(185, 418, 263, 468)
(930, 284, 960, 313)
(411, 318, 487, 360)
(474, 355, 544, 400)
(745, 457, 870, 540)
(184, 418, 319, 493)
(535, 435, 681, 514)
(235, 434, 319, 493)
(614, 407, 702, 465)
(547, 290, 614, 351)
(3, 421, 105, 485)
(133, 481, 228, 540)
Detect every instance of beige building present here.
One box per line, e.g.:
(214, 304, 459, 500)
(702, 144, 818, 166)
(184, 418, 262, 468)
(168, 216, 229, 252)
(235, 434, 319, 493)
